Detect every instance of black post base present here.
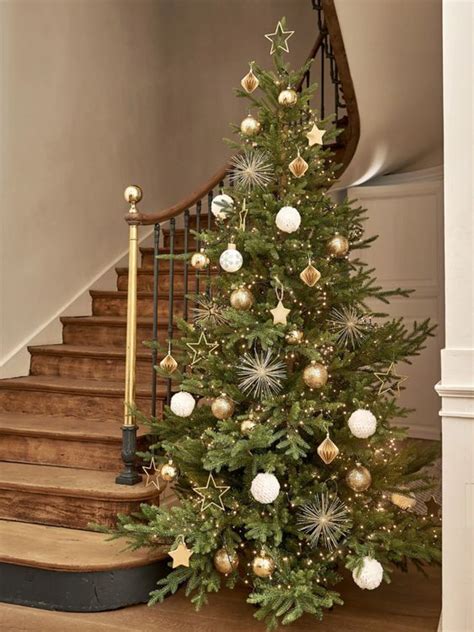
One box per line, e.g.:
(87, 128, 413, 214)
(116, 425, 142, 486)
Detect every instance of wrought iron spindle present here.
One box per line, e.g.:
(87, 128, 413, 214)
(166, 218, 176, 404)
(183, 209, 190, 321)
(151, 222, 161, 418)
(207, 191, 213, 293)
(320, 36, 325, 119)
(195, 201, 201, 296)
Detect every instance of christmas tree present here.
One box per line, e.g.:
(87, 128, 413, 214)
(111, 19, 440, 629)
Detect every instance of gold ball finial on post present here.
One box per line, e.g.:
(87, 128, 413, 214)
(124, 185, 143, 211)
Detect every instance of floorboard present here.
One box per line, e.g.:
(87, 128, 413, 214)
(0, 565, 441, 632)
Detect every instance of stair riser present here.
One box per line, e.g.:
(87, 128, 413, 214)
(0, 389, 156, 419)
(30, 353, 157, 383)
(92, 295, 184, 318)
(117, 271, 211, 292)
(62, 323, 176, 347)
(0, 434, 133, 471)
(0, 489, 158, 529)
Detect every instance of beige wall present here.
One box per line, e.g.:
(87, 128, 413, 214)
(0, 0, 314, 371)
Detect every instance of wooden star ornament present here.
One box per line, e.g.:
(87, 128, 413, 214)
(375, 362, 408, 396)
(306, 122, 326, 147)
(193, 473, 230, 511)
(270, 300, 290, 325)
(168, 536, 193, 568)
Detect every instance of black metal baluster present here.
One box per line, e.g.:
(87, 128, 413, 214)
(320, 36, 325, 120)
(183, 209, 190, 321)
(151, 223, 160, 418)
(207, 191, 213, 294)
(195, 201, 201, 296)
(166, 218, 175, 405)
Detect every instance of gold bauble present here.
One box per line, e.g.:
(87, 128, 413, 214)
(252, 552, 275, 578)
(278, 88, 298, 107)
(346, 465, 372, 492)
(240, 114, 261, 137)
(317, 434, 340, 465)
(240, 419, 256, 434)
(391, 492, 416, 511)
(190, 252, 209, 270)
(159, 353, 178, 374)
(285, 329, 304, 345)
(289, 154, 309, 178)
(211, 394, 235, 420)
(124, 185, 142, 204)
(241, 66, 259, 93)
(327, 234, 350, 257)
(299, 263, 321, 287)
(303, 362, 328, 388)
(230, 287, 254, 311)
(160, 462, 178, 482)
(213, 548, 239, 574)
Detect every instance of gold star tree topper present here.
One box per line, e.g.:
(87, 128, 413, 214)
(186, 331, 219, 366)
(375, 362, 408, 396)
(193, 473, 230, 511)
(265, 20, 294, 55)
(306, 122, 326, 146)
(168, 536, 193, 568)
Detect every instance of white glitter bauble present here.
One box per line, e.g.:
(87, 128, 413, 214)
(352, 557, 384, 590)
(170, 391, 195, 417)
(275, 206, 301, 233)
(250, 473, 280, 504)
(348, 409, 377, 439)
(219, 243, 243, 272)
(211, 194, 234, 220)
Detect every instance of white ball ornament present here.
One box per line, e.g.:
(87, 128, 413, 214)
(170, 391, 195, 418)
(211, 194, 234, 220)
(219, 243, 243, 273)
(250, 473, 280, 504)
(348, 409, 377, 439)
(352, 557, 384, 590)
(275, 206, 301, 233)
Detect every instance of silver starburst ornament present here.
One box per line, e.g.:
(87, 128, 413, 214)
(230, 150, 274, 192)
(329, 306, 368, 347)
(192, 295, 229, 328)
(297, 493, 351, 550)
(237, 349, 286, 399)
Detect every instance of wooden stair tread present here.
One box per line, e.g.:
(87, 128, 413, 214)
(61, 315, 155, 325)
(0, 412, 145, 441)
(28, 343, 151, 360)
(0, 519, 166, 571)
(90, 289, 185, 299)
(0, 375, 160, 396)
(0, 462, 159, 500)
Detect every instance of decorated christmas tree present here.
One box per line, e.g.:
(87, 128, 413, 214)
(111, 19, 440, 629)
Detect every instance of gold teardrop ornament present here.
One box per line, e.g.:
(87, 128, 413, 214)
(241, 65, 259, 94)
(317, 433, 339, 464)
(289, 152, 308, 178)
(159, 353, 178, 374)
(299, 263, 321, 287)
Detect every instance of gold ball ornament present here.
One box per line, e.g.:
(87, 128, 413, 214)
(346, 465, 372, 492)
(240, 114, 261, 137)
(159, 353, 178, 374)
(160, 462, 178, 482)
(285, 329, 304, 345)
(327, 234, 350, 257)
(278, 88, 298, 107)
(213, 548, 239, 574)
(391, 492, 416, 510)
(240, 419, 256, 434)
(211, 394, 235, 420)
(230, 287, 254, 311)
(124, 185, 142, 204)
(252, 552, 275, 578)
(303, 362, 328, 388)
(190, 251, 209, 270)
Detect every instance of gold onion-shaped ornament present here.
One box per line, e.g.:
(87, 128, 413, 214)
(289, 151, 309, 178)
(317, 433, 340, 464)
(240, 114, 261, 137)
(299, 262, 321, 287)
(159, 353, 178, 374)
(241, 65, 259, 94)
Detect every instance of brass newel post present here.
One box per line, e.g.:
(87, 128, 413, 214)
(116, 184, 143, 485)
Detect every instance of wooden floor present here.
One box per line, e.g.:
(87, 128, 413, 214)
(0, 565, 441, 632)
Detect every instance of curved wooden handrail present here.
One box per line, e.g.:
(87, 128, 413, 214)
(131, 0, 359, 227)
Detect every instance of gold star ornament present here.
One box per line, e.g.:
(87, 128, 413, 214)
(265, 20, 294, 55)
(306, 122, 326, 146)
(193, 473, 230, 511)
(186, 331, 219, 366)
(375, 362, 408, 396)
(142, 457, 161, 490)
(168, 536, 193, 568)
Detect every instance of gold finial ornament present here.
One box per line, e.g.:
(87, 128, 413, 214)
(213, 548, 239, 574)
(240, 113, 261, 137)
(159, 353, 178, 374)
(278, 87, 298, 107)
(317, 433, 340, 464)
(124, 185, 143, 206)
(241, 63, 259, 93)
(299, 260, 321, 287)
(303, 362, 328, 388)
(327, 234, 350, 257)
(289, 150, 309, 178)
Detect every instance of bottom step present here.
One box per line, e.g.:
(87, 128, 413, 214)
(0, 520, 169, 612)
